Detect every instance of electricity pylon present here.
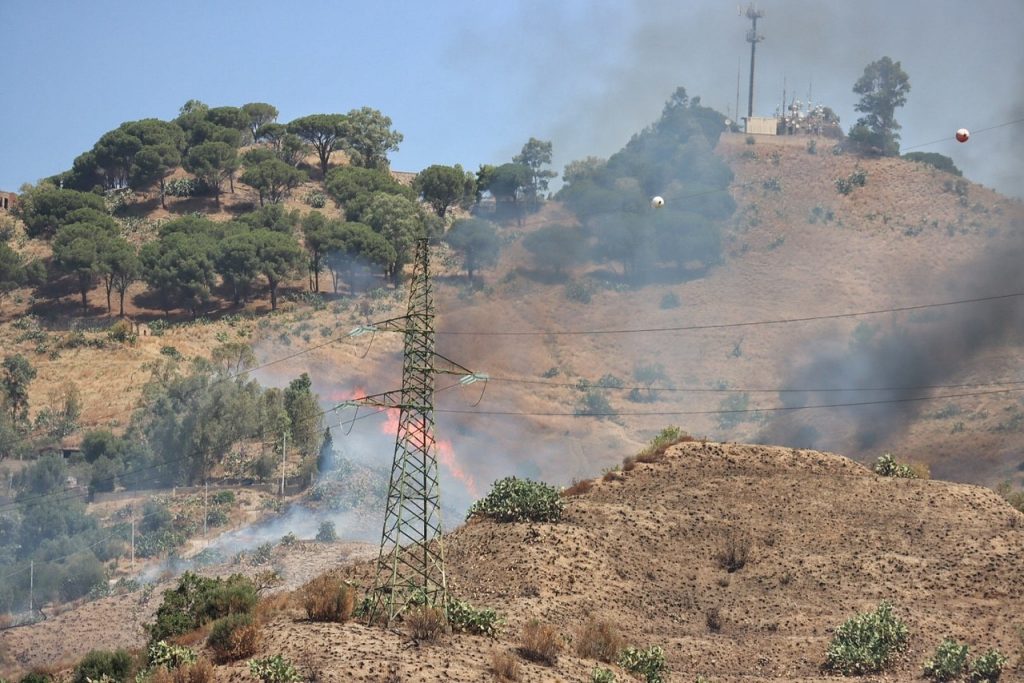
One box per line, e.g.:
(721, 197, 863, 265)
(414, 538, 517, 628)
(341, 238, 485, 625)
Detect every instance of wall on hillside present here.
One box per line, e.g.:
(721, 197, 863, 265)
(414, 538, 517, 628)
(0, 191, 15, 211)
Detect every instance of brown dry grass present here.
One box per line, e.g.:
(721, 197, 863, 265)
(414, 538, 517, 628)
(149, 658, 214, 683)
(207, 617, 262, 663)
(574, 618, 623, 663)
(562, 479, 594, 497)
(404, 605, 447, 642)
(489, 650, 521, 681)
(518, 620, 561, 665)
(300, 575, 353, 622)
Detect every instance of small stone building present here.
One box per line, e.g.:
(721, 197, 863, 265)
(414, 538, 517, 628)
(0, 191, 16, 211)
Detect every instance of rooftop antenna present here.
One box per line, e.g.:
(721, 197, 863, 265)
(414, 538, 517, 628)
(735, 56, 741, 126)
(341, 238, 485, 626)
(744, 3, 765, 119)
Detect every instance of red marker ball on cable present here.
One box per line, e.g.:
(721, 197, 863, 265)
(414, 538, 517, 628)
(956, 128, 970, 143)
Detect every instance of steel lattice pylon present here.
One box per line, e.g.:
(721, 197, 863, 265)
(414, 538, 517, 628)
(341, 239, 484, 625)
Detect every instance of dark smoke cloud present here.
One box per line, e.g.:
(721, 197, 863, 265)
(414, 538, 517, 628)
(459, 0, 1024, 197)
(760, 241, 1024, 454)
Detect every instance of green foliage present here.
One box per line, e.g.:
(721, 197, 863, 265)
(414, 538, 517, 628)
(338, 107, 403, 170)
(284, 372, 323, 457)
(591, 668, 617, 683)
(577, 388, 612, 417)
(315, 520, 337, 542)
(903, 152, 962, 176)
(851, 56, 911, 156)
(513, 137, 557, 199)
(467, 477, 564, 523)
(249, 655, 301, 683)
(213, 490, 235, 505)
(16, 187, 106, 239)
(873, 453, 917, 478)
(445, 218, 501, 279)
(146, 640, 197, 671)
(824, 602, 909, 675)
(148, 572, 257, 643)
(968, 649, 1006, 682)
(183, 142, 239, 202)
(660, 292, 680, 309)
(164, 177, 202, 198)
(446, 599, 501, 637)
(565, 279, 593, 303)
(287, 113, 347, 176)
(140, 231, 217, 316)
(923, 638, 969, 681)
(522, 224, 584, 276)
(240, 159, 306, 207)
(242, 102, 279, 142)
(303, 190, 327, 208)
(0, 243, 27, 310)
(414, 164, 477, 217)
(2, 353, 36, 423)
(618, 645, 668, 683)
(73, 649, 134, 683)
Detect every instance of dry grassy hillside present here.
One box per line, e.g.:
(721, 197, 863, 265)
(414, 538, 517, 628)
(8, 441, 1020, 681)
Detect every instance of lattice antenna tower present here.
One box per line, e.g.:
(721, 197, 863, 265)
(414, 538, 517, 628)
(744, 3, 765, 119)
(341, 238, 485, 625)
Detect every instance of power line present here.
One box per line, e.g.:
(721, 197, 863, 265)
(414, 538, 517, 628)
(486, 375, 1024, 394)
(436, 386, 1024, 418)
(436, 291, 1024, 336)
(900, 116, 1024, 153)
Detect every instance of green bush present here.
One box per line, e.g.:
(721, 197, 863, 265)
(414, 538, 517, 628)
(969, 650, 1006, 682)
(73, 649, 134, 683)
(146, 640, 197, 671)
(446, 599, 501, 637)
(212, 490, 235, 505)
(249, 655, 301, 683)
(302, 191, 327, 209)
(148, 572, 257, 643)
(315, 520, 337, 542)
(873, 453, 917, 478)
(618, 645, 668, 683)
(206, 508, 229, 527)
(904, 152, 962, 176)
(577, 389, 613, 417)
(19, 673, 52, 683)
(824, 602, 909, 675)
(924, 638, 969, 681)
(659, 292, 680, 309)
(565, 279, 592, 304)
(591, 668, 616, 683)
(467, 477, 564, 523)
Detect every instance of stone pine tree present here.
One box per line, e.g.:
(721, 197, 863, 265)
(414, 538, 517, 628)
(849, 56, 910, 156)
(317, 426, 334, 474)
(2, 354, 36, 425)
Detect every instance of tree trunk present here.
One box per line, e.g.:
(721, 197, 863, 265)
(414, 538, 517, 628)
(269, 278, 278, 310)
(118, 289, 126, 317)
(80, 287, 88, 313)
(159, 178, 167, 210)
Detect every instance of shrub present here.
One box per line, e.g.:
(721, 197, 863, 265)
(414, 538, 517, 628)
(806, 139, 817, 154)
(73, 649, 134, 683)
(303, 191, 327, 208)
(903, 151, 961, 176)
(490, 650, 521, 681)
(659, 292, 680, 309)
(575, 618, 624, 663)
(923, 638, 969, 681)
(212, 491, 235, 505)
(107, 320, 136, 345)
(301, 575, 354, 622)
(446, 599, 500, 637)
(873, 453, 918, 478)
(249, 655, 301, 683)
(519, 620, 561, 665)
(565, 279, 592, 304)
(205, 508, 228, 527)
(591, 668, 616, 683)
(250, 542, 273, 565)
(577, 389, 613, 417)
(159, 345, 182, 360)
(467, 477, 564, 523)
(618, 645, 668, 683)
(745, 135, 756, 145)
(637, 425, 691, 463)
(705, 607, 722, 633)
(149, 572, 258, 643)
(207, 613, 261, 662)
(315, 520, 337, 542)
(968, 649, 1006, 682)
(147, 641, 197, 671)
(716, 531, 752, 572)
(19, 674, 52, 683)
(562, 479, 594, 497)
(824, 601, 909, 675)
(404, 605, 447, 642)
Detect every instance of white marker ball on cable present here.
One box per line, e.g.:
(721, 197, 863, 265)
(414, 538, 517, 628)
(956, 128, 969, 143)
(651, 196, 665, 208)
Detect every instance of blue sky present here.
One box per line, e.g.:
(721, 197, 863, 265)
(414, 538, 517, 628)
(2, 0, 1022, 196)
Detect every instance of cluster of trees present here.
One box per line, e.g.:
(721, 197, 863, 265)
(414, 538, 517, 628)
(847, 56, 911, 156)
(55, 101, 404, 207)
(551, 88, 735, 281)
(0, 343, 326, 612)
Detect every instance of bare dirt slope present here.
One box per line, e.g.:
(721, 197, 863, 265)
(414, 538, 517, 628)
(8, 441, 1014, 682)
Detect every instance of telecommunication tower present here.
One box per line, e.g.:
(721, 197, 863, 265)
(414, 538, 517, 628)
(744, 3, 765, 119)
(341, 238, 485, 625)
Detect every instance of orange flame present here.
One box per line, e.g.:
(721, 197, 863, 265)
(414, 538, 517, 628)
(378, 408, 478, 497)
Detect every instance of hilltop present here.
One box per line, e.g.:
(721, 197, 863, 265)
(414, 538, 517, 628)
(4, 440, 1021, 681)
